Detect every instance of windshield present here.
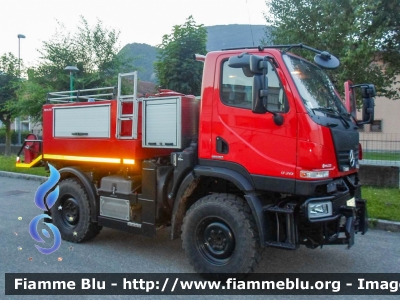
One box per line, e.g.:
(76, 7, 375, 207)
(283, 54, 348, 116)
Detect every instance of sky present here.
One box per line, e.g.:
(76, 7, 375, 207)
(0, 0, 267, 66)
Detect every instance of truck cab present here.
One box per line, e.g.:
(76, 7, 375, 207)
(17, 44, 375, 274)
(185, 46, 373, 253)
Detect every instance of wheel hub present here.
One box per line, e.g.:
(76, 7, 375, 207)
(196, 218, 235, 265)
(61, 197, 79, 226)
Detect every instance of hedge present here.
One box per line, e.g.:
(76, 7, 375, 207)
(0, 128, 32, 145)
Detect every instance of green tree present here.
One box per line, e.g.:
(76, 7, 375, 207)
(154, 16, 207, 95)
(264, 0, 400, 99)
(14, 16, 134, 121)
(0, 53, 20, 155)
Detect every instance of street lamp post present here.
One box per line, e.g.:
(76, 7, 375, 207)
(64, 66, 79, 101)
(17, 34, 26, 146)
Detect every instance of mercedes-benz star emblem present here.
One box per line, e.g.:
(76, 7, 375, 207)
(349, 149, 355, 167)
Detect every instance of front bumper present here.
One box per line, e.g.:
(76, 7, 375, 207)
(300, 194, 368, 248)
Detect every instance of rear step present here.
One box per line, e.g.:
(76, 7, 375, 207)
(15, 134, 43, 168)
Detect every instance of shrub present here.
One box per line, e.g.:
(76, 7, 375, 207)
(0, 128, 32, 145)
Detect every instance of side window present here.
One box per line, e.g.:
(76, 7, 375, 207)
(221, 60, 289, 113)
(265, 63, 289, 113)
(221, 61, 253, 109)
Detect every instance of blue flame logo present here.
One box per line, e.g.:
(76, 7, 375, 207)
(29, 164, 62, 254)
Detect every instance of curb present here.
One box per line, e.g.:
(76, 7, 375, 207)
(368, 219, 400, 233)
(0, 171, 399, 233)
(0, 171, 48, 183)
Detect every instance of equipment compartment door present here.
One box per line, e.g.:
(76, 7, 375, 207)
(53, 104, 111, 138)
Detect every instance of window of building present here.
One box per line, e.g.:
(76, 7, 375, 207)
(370, 120, 382, 132)
(357, 124, 365, 132)
(220, 60, 288, 112)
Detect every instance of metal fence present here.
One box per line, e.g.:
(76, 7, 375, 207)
(359, 133, 400, 166)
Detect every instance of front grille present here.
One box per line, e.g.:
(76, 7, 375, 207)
(338, 148, 359, 171)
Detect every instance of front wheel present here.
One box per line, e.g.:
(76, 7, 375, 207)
(50, 178, 102, 242)
(181, 193, 263, 273)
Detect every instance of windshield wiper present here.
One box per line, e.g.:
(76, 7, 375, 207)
(312, 107, 350, 128)
(311, 107, 337, 114)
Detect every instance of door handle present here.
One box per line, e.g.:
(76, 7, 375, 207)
(216, 137, 229, 154)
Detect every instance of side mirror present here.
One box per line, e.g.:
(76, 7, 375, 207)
(361, 85, 375, 124)
(228, 53, 251, 68)
(252, 75, 267, 114)
(251, 57, 271, 114)
(361, 84, 376, 98)
(345, 83, 375, 125)
(313, 51, 340, 69)
(228, 53, 268, 75)
(249, 55, 267, 75)
(252, 74, 284, 126)
(362, 96, 374, 124)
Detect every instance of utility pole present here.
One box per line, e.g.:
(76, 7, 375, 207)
(17, 34, 26, 146)
(64, 66, 79, 101)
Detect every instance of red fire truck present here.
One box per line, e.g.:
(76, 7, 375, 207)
(17, 44, 375, 274)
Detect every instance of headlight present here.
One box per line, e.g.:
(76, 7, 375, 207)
(308, 201, 332, 219)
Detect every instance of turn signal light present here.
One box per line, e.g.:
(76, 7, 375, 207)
(300, 170, 329, 178)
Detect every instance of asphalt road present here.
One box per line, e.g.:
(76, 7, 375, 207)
(1, 176, 400, 300)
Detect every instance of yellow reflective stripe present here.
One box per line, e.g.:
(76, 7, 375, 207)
(16, 155, 43, 168)
(43, 154, 121, 164)
(122, 159, 135, 165)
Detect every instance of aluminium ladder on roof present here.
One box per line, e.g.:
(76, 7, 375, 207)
(116, 71, 139, 139)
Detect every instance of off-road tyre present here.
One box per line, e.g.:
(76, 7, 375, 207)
(50, 178, 102, 242)
(181, 193, 263, 273)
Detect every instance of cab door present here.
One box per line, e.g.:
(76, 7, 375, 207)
(210, 53, 298, 182)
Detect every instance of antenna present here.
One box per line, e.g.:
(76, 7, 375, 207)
(246, 0, 255, 46)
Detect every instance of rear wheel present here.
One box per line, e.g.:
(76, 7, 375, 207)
(50, 178, 102, 242)
(182, 193, 263, 273)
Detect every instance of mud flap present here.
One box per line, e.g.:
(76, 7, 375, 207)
(345, 216, 355, 249)
(356, 199, 368, 235)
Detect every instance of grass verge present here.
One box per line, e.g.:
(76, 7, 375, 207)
(0, 154, 48, 176)
(0, 154, 399, 222)
(363, 151, 400, 161)
(362, 186, 400, 222)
